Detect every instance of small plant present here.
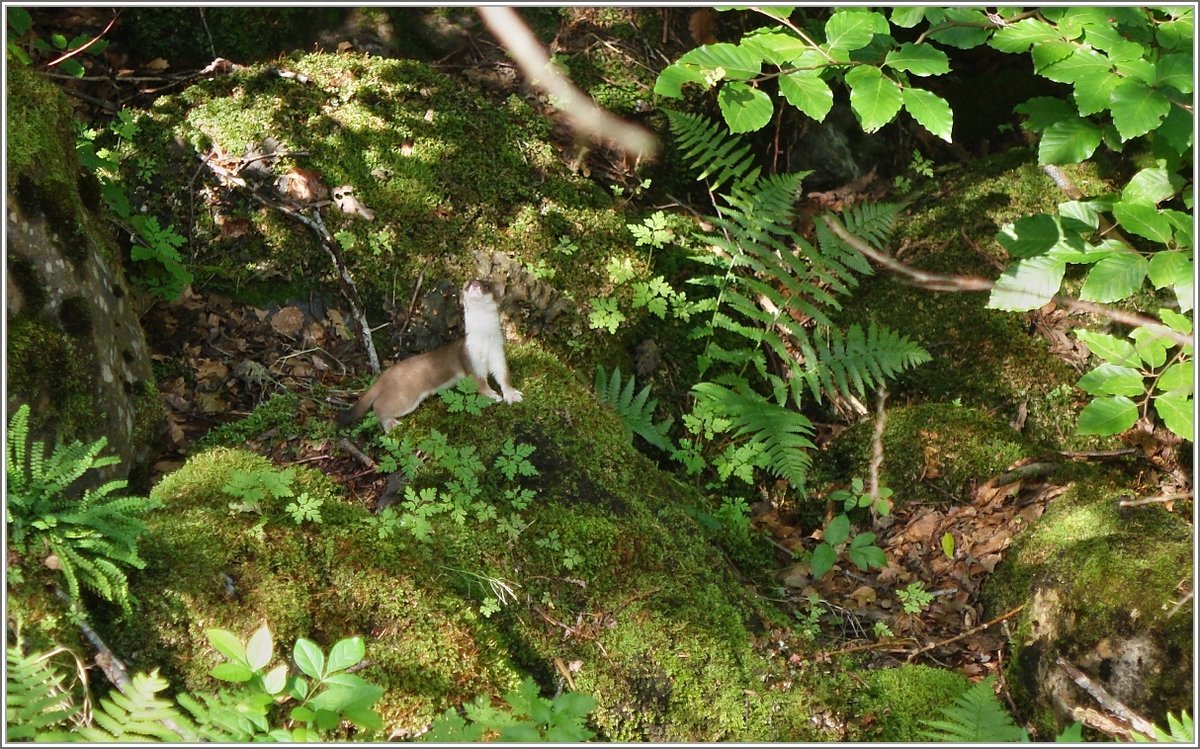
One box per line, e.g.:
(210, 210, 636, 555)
(6, 7, 110, 76)
(792, 594, 826, 642)
(921, 676, 1029, 742)
(588, 296, 626, 334)
(628, 210, 675, 249)
(535, 530, 583, 572)
(222, 466, 295, 515)
(285, 493, 324, 525)
(439, 377, 496, 416)
(424, 676, 596, 742)
(5, 405, 161, 616)
(897, 582, 934, 615)
(829, 477, 893, 516)
(1134, 711, 1194, 743)
(713, 496, 751, 538)
(810, 514, 887, 579)
(872, 620, 894, 639)
(494, 439, 539, 481)
(594, 366, 673, 452)
(553, 235, 579, 256)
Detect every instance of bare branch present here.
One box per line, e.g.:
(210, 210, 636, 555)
(821, 215, 1192, 348)
(477, 6, 658, 161)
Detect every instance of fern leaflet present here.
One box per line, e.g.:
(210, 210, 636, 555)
(693, 382, 815, 490)
(4, 643, 79, 741)
(920, 676, 1028, 742)
(595, 366, 673, 452)
(798, 323, 932, 403)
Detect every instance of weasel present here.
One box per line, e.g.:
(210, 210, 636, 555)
(337, 279, 522, 432)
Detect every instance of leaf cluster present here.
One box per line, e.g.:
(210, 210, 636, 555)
(423, 676, 596, 742)
(594, 366, 673, 452)
(5, 405, 161, 616)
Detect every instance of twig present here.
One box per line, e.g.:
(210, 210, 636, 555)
(1166, 589, 1193, 618)
(44, 10, 120, 68)
(1118, 491, 1192, 508)
(1055, 657, 1157, 737)
(868, 385, 887, 509)
(987, 461, 1059, 487)
(397, 268, 427, 345)
(905, 604, 1025, 663)
(477, 7, 657, 161)
(822, 215, 1192, 348)
(1059, 447, 1136, 459)
(339, 438, 375, 469)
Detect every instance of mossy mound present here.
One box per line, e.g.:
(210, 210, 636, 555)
(812, 402, 1043, 506)
(99, 343, 832, 741)
(833, 149, 1116, 451)
(847, 664, 972, 741)
(130, 51, 658, 372)
(981, 474, 1193, 736)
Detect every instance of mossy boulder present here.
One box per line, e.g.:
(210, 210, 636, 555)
(848, 664, 972, 741)
(99, 343, 834, 741)
(5, 64, 162, 476)
(813, 402, 1044, 506)
(981, 474, 1193, 736)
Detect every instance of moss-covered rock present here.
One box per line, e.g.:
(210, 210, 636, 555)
(981, 474, 1193, 737)
(813, 402, 1044, 506)
(97, 343, 836, 741)
(847, 664, 972, 741)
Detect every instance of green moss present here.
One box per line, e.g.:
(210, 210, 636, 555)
(982, 473, 1193, 732)
(6, 318, 98, 441)
(194, 392, 307, 451)
(5, 65, 74, 189)
(813, 402, 1043, 506)
(849, 665, 972, 741)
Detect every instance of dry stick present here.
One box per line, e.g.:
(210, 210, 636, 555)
(868, 385, 887, 509)
(1055, 656, 1158, 737)
(477, 6, 658, 162)
(821, 215, 1192, 348)
(242, 189, 381, 374)
(904, 603, 1025, 663)
(1118, 491, 1192, 508)
(44, 10, 120, 68)
(1060, 447, 1136, 459)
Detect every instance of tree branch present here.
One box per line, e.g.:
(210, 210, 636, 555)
(477, 6, 658, 162)
(821, 215, 1192, 348)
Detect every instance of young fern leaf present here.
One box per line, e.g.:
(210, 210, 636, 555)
(693, 382, 815, 490)
(920, 676, 1028, 742)
(77, 671, 190, 742)
(664, 109, 760, 193)
(799, 323, 932, 403)
(595, 366, 673, 451)
(4, 643, 79, 741)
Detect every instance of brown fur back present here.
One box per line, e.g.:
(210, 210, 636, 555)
(337, 339, 469, 430)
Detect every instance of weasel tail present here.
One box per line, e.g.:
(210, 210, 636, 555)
(337, 280, 521, 432)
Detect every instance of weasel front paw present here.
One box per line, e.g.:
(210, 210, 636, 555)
(504, 389, 523, 404)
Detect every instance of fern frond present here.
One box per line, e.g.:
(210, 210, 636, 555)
(78, 670, 189, 742)
(595, 367, 673, 452)
(4, 643, 80, 741)
(920, 676, 1028, 742)
(665, 110, 760, 192)
(799, 323, 931, 403)
(693, 382, 815, 489)
(177, 689, 272, 741)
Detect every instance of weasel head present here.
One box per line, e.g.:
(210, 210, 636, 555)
(461, 279, 500, 310)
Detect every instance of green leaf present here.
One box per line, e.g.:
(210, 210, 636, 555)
(825, 10, 888, 51)
(1123, 168, 1182, 206)
(245, 624, 274, 672)
(1076, 330, 1142, 366)
(988, 256, 1066, 311)
(654, 62, 706, 98)
(327, 636, 366, 673)
(206, 629, 247, 664)
(1015, 96, 1078, 132)
(845, 65, 903, 133)
(210, 662, 254, 683)
(1040, 46, 1113, 85)
(262, 664, 288, 695)
(890, 7, 926, 28)
(1156, 53, 1193, 94)
(1072, 69, 1122, 117)
(823, 514, 851, 546)
(927, 8, 991, 48)
(742, 32, 808, 65)
(1112, 201, 1173, 244)
(718, 82, 774, 133)
(1157, 361, 1193, 393)
(1109, 79, 1171, 140)
(810, 542, 837, 578)
(901, 87, 953, 142)
(849, 544, 886, 570)
(293, 638, 325, 679)
(1158, 307, 1193, 335)
(1076, 395, 1139, 435)
(778, 70, 833, 121)
(941, 532, 955, 559)
(8, 7, 32, 36)
(1079, 250, 1149, 302)
(1030, 41, 1075, 73)
(1076, 364, 1146, 397)
(996, 214, 1063, 258)
(884, 43, 950, 76)
(1154, 391, 1194, 441)
(989, 18, 1062, 53)
(1038, 118, 1103, 165)
(1131, 327, 1171, 368)
(1148, 251, 1192, 289)
(678, 42, 763, 81)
